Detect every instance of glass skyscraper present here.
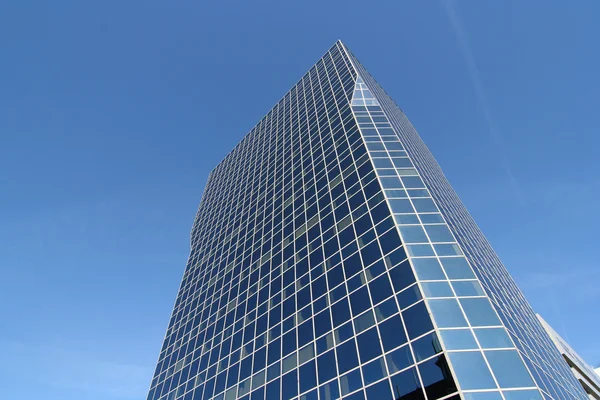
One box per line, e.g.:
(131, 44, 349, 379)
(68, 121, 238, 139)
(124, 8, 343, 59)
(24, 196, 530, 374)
(146, 41, 588, 400)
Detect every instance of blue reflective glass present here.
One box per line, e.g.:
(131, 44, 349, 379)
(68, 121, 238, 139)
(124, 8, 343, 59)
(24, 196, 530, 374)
(336, 340, 360, 374)
(339, 368, 362, 396)
(350, 286, 371, 316)
(388, 261, 416, 292)
(448, 351, 496, 390)
(316, 333, 334, 355)
(368, 273, 393, 305)
(386, 345, 413, 374)
(421, 281, 453, 298)
(411, 332, 442, 362)
(357, 327, 382, 362)
(434, 244, 463, 256)
(317, 350, 337, 383)
(463, 392, 503, 400)
(485, 350, 535, 388)
(365, 379, 392, 399)
(390, 367, 422, 399)
(342, 390, 365, 400)
(319, 380, 340, 400)
(406, 244, 435, 257)
(402, 301, 434, 339)
(451, 280, 485, 296)
(282, 369, 298, 399)
(250, 386, 264, 400)
(475, 328, 513, 349)
(411, 257, 445, 280)
(265, 378, 280, 400)
(354, 310, 376, 334)
(378, 315, 407, 351)
(399, 225, 428, 243)
(374, 298, 398, 322)
(418, 354, 457, 398)
(396, 284, 422, 309)
(460, 298, 501, 327)
(299, 388, 318, 400)
(428, 299, 468, 328)
(412, 198, 438, 212)
(424, 225, 454, 242)
(501, 390, 543, 400)
(440, 257, 475, 279)
(361, 356, 386, 385)
(299, 360, 317, 394)
(439, 329, 478, 350)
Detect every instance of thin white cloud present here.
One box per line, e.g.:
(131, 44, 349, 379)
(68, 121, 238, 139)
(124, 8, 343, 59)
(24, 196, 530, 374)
(442, 0, 523, 204)
(0, 339, 151, 399)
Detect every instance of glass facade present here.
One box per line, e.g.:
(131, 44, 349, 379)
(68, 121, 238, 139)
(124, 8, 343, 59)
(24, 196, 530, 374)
(146, 41, 588, 400)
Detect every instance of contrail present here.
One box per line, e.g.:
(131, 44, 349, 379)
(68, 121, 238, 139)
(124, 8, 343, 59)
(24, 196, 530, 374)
(443, 0, 524, 205)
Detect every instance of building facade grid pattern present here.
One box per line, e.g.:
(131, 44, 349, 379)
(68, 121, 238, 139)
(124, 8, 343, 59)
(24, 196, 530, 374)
(341, 44, 588, 400)
(148, 43, 458, 400)
(146, 41, 588, 400)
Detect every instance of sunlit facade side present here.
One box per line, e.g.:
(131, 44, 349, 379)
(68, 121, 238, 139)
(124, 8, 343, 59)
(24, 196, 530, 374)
(145, 41, 587, 400)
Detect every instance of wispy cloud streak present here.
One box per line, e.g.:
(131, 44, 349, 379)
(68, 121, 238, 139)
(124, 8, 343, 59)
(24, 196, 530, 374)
(443, 0, 524, 204)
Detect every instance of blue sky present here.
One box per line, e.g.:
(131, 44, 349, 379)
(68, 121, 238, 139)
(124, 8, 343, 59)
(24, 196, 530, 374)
(1, 1, 598, 399)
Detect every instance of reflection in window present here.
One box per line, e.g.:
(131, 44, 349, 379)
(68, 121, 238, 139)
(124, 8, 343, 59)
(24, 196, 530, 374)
(474, 328, 513, 349)
(361, 356, 386, 385)
(460, 298, 501, 327)
(439, 329, 478, 350)
(386, 345, 414, 374)
(339, 368, 362, 396)
(448, 351, 497, 390)
(485, 350, 535, 388)
(418, 354, 458, 399)
(428, 299, 468, 328)
(390, 367, 423, 399)
(412, 332, 442, 362)
(402, 301, 434, 339)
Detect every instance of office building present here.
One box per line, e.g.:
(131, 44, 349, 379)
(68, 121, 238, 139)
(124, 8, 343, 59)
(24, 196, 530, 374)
(146, 41, 588, 400)
(538, 315, 600, 399)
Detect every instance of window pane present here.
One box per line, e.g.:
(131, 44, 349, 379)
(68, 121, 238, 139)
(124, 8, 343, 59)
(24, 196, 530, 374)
(365, 379, 392, 399)
(421, 281, 453, 298)
(356, 327, 382, 363)
(411, 332, 442, 362)
(390, 367, 422, 399)
(402, 301, 434, 339)
(385, 345, 413, 373)
(428, 299, 468, 328)
(399, 225, 428, 243)
(439, 329, 478, 350)
(299, 360, 317, 394)
(378, 315, 407, 351)
(412, 257, 445, 280)
(463, 392, 503, 400)
(448, 351, 496, 390)
(317, 350, 336, 383)
(412, 198, 438, 212)
(282, 369, 298, 399)
(361, 356, 386, 385)
(424, 225, 454, 242)
(319, 380, 340, 400)
(396, 284, 422, 309)
(440, 257, 475, 279)
(451, 280, 485, 296)
(485, 350, 535, 388)
(418, 354, 458, 398)
(501, 390, 543, 400)
(460, 298, 501, 327)
(336, 340, 359, 374)
(339, 369, 362, 396)
(474, 328, 513, 349)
